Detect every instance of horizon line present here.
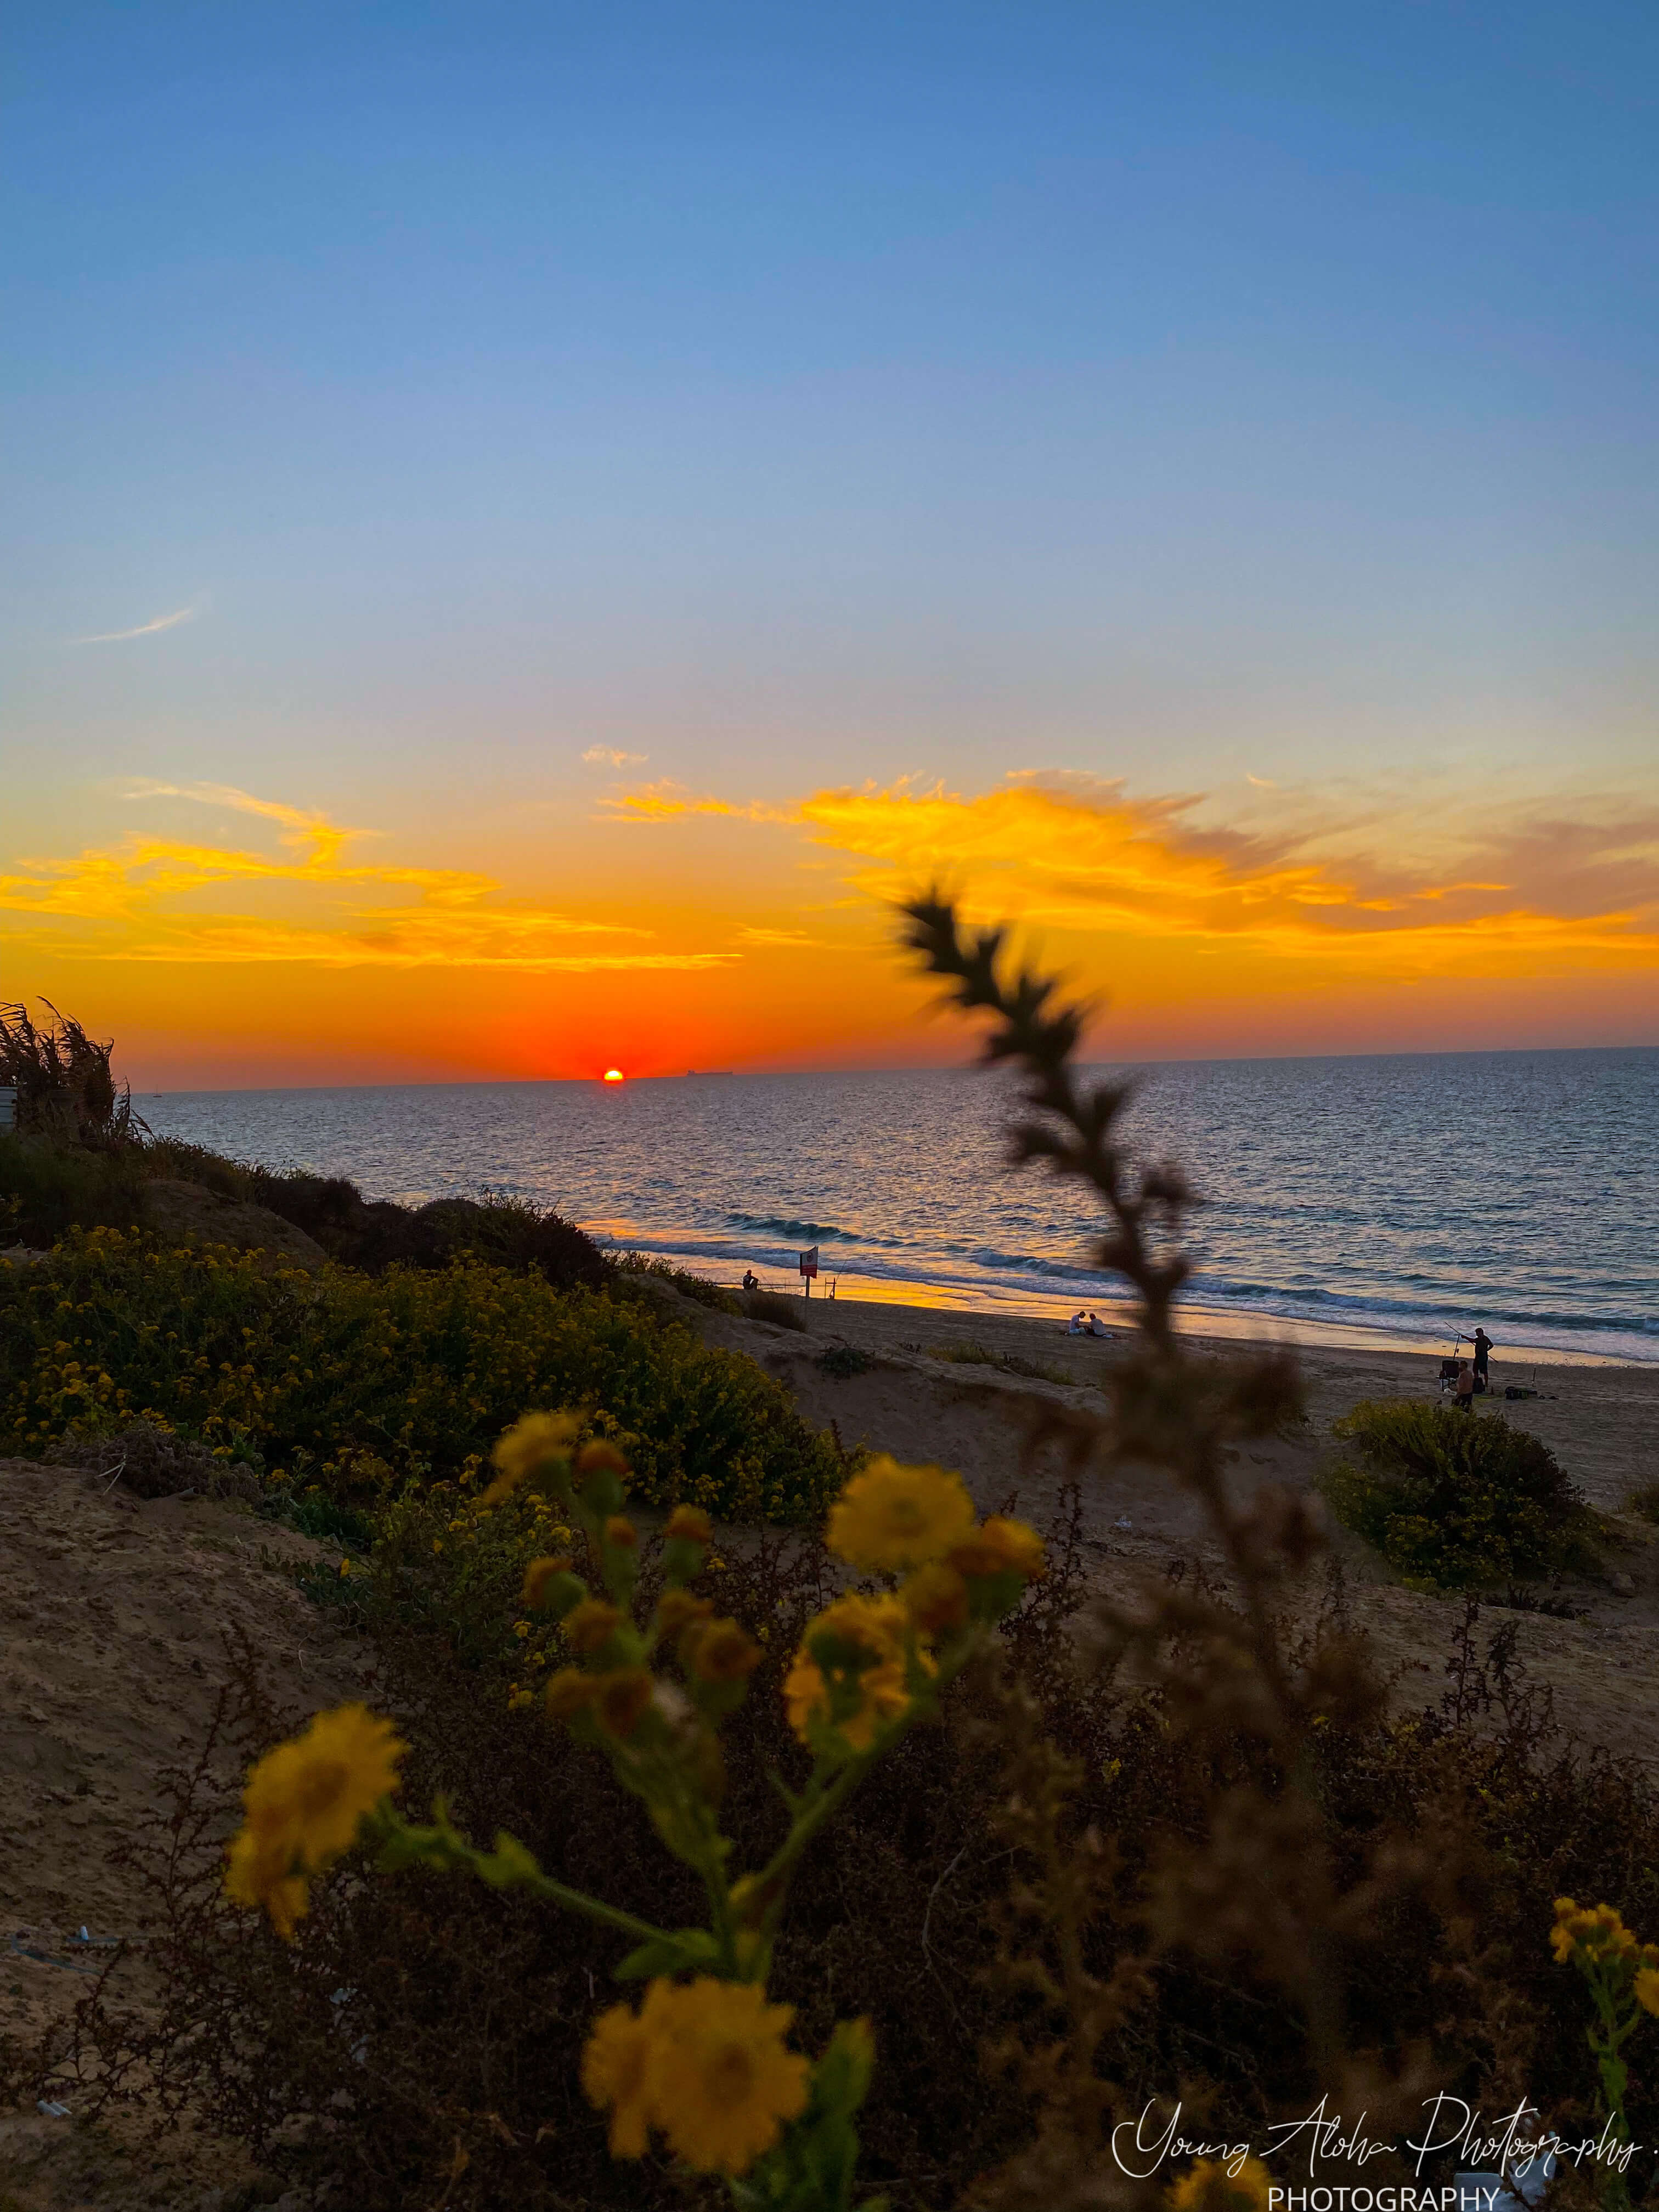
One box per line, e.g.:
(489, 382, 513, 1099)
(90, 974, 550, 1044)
(129, 1036, 1659, 1096)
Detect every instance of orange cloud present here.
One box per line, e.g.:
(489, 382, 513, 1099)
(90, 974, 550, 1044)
(0, 785, 736, 973)
(613, 772, 1659, 983)
(5, 769, 1656, 1085)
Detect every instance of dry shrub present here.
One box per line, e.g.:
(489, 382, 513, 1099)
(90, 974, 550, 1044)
(16, 1500, 1659, 2212)
(44, 1417, 262, 1502)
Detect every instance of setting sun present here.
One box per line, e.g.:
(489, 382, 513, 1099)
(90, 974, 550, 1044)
(602, 1069, 625, 1083)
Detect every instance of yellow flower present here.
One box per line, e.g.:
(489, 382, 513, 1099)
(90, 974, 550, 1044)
(575, 1438, 631, 1480)
(545, 1667, 595, 1719)
(826, 1455, 975, 1573)
(901, 1559, 969, 1635)
(482, 1410, 580, 1506)
(684, 1617, 765, 1684)
(946, 1514, 1047, 1582)
(605, 1515, 638, 1550)
(647, 1977, 810, 2175)
(665, 1504, 713, 1543)
(564, 1598, 624, 1656)
(784, 1592, 927, 1751)
(592, 1667, 655, 1739)
(582, 1984, 673, 2158)
(522, 1555, 575, 1609)
(1169, 2159, 1273, 2212)
(657, 1589, 714, 1638)
(1551, 1899, 1646, 1966)
(1636, 1967, 1659, 2016)
(224, 1705, 405, 1939)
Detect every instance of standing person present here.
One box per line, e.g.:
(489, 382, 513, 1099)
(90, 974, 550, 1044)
(1454, 1361, 1476, 1413)
(1471, 1328, 1493, 1391)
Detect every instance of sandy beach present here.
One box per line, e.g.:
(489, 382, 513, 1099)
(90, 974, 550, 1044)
(686, 1287, 1659, 1763)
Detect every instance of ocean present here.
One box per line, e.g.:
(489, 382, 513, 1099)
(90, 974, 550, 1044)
(133, 1048, 1659, 1365)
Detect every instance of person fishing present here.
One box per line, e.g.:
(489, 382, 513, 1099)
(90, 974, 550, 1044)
(1471, 1327, 1493, 1390)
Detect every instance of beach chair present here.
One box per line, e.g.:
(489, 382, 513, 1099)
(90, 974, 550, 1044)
(1437, 1356, 1460, 1395)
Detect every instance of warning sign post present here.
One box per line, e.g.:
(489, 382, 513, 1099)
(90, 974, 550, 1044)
(798, 1245, 819, 1297)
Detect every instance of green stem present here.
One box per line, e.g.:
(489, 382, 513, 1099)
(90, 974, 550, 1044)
(749, 1639, 978, 1908)
(381, 1809, 674, 1950)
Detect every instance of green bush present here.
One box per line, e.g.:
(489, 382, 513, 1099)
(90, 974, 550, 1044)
(0, 1229, 844, 1522)
(818, 1343, 875, 1379)
(1321, 1397, 1597, 1589)
(0, 1131, 148, 1245)
(1626, 1481, 1659, 1527)
(742, 1288, 809, 1331)
(608, 1250, 742, 1312)
(928, 1338, 1074, 1385)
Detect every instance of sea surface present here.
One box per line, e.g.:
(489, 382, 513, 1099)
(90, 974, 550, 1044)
(134, 1049, 1659, 1365)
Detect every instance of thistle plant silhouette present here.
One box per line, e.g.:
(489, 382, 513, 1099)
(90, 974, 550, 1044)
(898, 896, 1446, 2207)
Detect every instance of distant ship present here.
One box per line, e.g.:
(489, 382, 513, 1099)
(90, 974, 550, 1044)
(685, 1070, 737, 1077)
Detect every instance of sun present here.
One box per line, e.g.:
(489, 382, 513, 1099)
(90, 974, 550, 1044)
(602, 1068, 625, 1084)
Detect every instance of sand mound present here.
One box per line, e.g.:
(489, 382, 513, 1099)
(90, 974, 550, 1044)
(2, 1457, 372, 2208)
(139, 1180, 327, 1269)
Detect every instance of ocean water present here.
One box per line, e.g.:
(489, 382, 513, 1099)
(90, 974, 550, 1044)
(134, 1049, 1659, 1365)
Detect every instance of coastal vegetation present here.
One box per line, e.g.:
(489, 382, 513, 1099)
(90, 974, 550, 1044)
(1322, 1396, 1599, 1590)
(0, 1229, 842, 1523)
(4, 957, 1655, 2212)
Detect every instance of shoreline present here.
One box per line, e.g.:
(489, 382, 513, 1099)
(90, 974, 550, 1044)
(678, 1263, 1656, 1371)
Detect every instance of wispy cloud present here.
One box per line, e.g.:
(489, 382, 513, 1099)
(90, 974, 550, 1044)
(611, 769, 1659, 984)
(74, 603, 200, 645)
(609, 780, 793, 825)
(0, 785, 738, 972)
(582, 745, 648, 767)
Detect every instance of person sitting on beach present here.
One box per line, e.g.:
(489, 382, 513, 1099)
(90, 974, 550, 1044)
(742, 1269, 759, 1291)
(1068, 1311, 1086, 1335)
(1454, 1360, 1476, 1413)
(1085, 1312, 1105, 1338)
(1471, 1328, 1493, 1390)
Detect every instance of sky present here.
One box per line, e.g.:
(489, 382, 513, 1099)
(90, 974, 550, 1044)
(3, 1, 1657, 1085)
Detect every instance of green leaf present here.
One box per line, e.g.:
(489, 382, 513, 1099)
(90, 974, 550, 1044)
(613, 1928, 722, 1980)
(476, 1830, 542, 1888)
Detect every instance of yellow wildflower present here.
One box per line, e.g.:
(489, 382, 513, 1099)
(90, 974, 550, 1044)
(665, 1504, 713, 1543)
(901, 1559, 969, 1635)
(784, 1592, 926, 1751)
(826, 1455, 975, 1573)
(646, 1977, 810, 2174)
(224, 1705, 405, 1940)
(605, 1515, 638, 1550)
(545, 1667, 595, 1719)
(947, 1514, 1047, 1582)
(521, 1555, 575, 1609)
(684, 1616, 764, 1684)
(575, 1438, 630, 1480)
(592, 1667, 655, 1740)
(1636, 1967, 1659, 2016)
(657, 1589, 715, 1638)
(582, 1982, 673, 2157)
(482, 1410, 580, 1506)
(1169, 2159, 1273, 2212)
(564, 1598, 624, 1656)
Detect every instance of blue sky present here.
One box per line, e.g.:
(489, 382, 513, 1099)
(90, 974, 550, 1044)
(4, 3, 1657, 1079)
